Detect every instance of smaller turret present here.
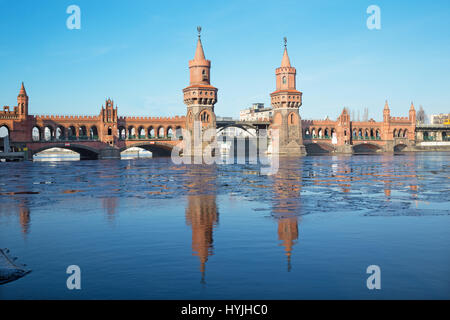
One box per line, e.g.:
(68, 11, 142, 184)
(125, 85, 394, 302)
(409, 101, 416, 123)
(17, 82, 28, 118)
(383, 100, 390, 122)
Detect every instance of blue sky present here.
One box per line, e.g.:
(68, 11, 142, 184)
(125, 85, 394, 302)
(0, 0, 449, 121)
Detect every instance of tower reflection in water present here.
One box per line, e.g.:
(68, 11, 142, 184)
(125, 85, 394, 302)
(271, 158, 302, 272)
(184, 164, 218, 283)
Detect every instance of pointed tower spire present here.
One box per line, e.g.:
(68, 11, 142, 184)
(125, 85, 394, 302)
(193, 26, 206, 62)
(410, 101, 415, 110)
(384, 100, 390, 110)
(281, 37, 291, 67)
(18, 82, 27, 97)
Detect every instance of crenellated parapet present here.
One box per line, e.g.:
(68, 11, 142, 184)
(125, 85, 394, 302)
(34, 114, 101, 121)
(389, 116, 410, 122)
(0, 106, 20, 119)
(118, 115, 185, 122)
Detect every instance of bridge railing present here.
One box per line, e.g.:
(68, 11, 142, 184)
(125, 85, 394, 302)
(33, 136, 100, 142)
(352, 136, 381, 141)
(304, 135, 332, 139)
(118, 135, 176, 141)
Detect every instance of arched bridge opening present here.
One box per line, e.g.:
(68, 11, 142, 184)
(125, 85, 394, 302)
(394, 144, 408, 152)
(304, 142, 335, 155)
(352, 143, 382, 154)
(32, 144, 100, 160)
(121, 142, 174, 157)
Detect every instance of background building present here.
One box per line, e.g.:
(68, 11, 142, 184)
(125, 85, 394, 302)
(430, 113, 450, 125)
(240, 103, 273, 122)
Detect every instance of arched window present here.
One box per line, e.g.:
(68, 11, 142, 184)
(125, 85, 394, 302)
(282, 76, 286, 84)
(167, 127, 173, 138)
(175, 126, 182, 139)
(138, 127, 145, 138)
(200, 111, 210, 123)
(90, 126, 98, 139)
(148, 127, 155, 138)
(119, 127, 126, 140)
(32, 127, 41, 141)
(68, 126, 76, 140)
(44, 126, 53, 141)
(0, 125, 9, 138)
(56, 126, 65, 140)
(158, 127, 165, 138)
(79, 126, 87, 139)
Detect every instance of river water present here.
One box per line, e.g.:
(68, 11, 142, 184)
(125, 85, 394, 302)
(0, 152, 449, 299)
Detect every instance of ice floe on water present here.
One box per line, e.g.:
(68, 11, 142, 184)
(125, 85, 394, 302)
(0, 248, 31, 285)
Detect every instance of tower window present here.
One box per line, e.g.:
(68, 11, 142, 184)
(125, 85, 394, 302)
(282, 76, 286, 84)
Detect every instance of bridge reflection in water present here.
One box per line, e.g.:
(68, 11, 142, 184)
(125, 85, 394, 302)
(0, 153, 446, 294)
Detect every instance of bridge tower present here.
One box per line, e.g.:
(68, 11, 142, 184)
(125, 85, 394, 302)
(183, 27, 218, 156)
(382, 100, 391, 141)
(100, 98, 118, 146)
(270, 38, 306, 155)
(17, 82, 28, 120)
(408, 102, 416, 140)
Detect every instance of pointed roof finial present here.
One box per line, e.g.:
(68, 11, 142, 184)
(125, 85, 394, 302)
(281, 37, 291, 67)
(193, 27, 206, 61)
(410, 101, 415, 110)
(384, 100, 389, 110)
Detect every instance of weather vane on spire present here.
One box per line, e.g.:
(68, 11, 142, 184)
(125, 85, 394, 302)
(284, 37, 287, 48)
(197, 26, 202, 39)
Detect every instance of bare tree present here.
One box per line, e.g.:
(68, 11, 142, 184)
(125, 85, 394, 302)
(362, 108, 369, 122)
(417, 105, 427, 124)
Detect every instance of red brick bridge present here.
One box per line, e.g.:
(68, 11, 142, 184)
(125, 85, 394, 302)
(0, 30, 431, 160)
